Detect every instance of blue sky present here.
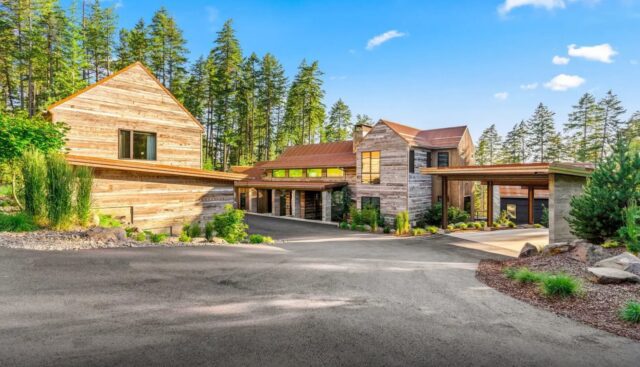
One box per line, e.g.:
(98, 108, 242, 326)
(96, 0, 639, 140)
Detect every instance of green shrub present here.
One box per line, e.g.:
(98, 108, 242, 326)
(395, 211, 410, 235)
(125, 227, 136, 237)
(424, 202, 470, 225)
(473, 222, 483, 229)
(540, 274, 581, 298)
(350, 222, 357, 230)
(513, 268, 547, 284)
(503, 267, 518, 280)
(540, 205, 549, 228)
(602, 239, 621, 248)
(0, 212, 38, 232)
(212, 204, 248, 243)
(178, 230, 191, 242)
(150, 233, 167, 243)
(619, 200, 640, 255)
(355, 224, 366, 232)
(205, 221, 215, 241)
(411, 228, 427, 236)
(74, 166, 93, 227)
(479, 221, 487, 228)
(262, 236, 274, 244)
(446, 224, 455, 231)
(361, 205, 379, 231)
(619, 300, 640, 323)
(249, 234, 274, 244)
(533, 223, 543, 229)
(339, 221, 349, 229)
(568, 140, 640, 244)
(507, 221, 516, 228)
(99, 214, 121, 228)
(135, 232, 147, 242)
(46, 153, 74, 230)
(383, 226, 391, 234)
(20, 147, 48, 221)
(426, 225, 438, 234)
(188, 222, 201, 238)
(455, 222, 467, 230)
(349, 205, 363, 225)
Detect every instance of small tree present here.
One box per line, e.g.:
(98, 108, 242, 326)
(75, 167, 93, 227)
(568, 140, 640, 244)
(212, 204, 248, 243)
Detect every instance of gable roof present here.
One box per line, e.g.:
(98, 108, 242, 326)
(260, 141, 356, 169)
(380, 119, 467, 149)
(47, 62, 204, 132)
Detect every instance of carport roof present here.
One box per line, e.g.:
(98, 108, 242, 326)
(421, 162, 593, 186)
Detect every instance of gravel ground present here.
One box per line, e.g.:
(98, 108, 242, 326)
(0, 230, 230, 251)
(476, 247, 640, 341)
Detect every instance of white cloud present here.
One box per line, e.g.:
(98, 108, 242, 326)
(366, 30, 406, 50)
(494, 92, 509, 100)
(544, 74, 585, 91)
(498, 0, 565, 15)
(568, 43, 617, 63)
(520, 82, 538, 90)
(552, 55, 570, 65)
(206, 6, 219, 28)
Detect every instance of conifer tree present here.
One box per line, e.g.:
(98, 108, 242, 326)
(475, 124, 501, 165)
(500, 121, 528, 163)
(236, 53, 260, 165)
(595, 90, 627, 161)
(149, 7, 187, 97)
(355, 114, 373, 126)
(52, 0, 87, 100)
(282, 60, 325, 147)
(256, 53, 287, 161)
(526, 103, 560, 162)
(564, 93, 599, 162)
(324, 99, 352, 142)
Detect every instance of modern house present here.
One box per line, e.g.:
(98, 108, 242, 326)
(47, 62, 244, 233)
(234, 119, 475, 225)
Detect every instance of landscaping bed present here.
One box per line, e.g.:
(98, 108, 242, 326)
(476, 246, 640, 340)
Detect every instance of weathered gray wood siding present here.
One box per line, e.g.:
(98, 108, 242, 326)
(354, 123, 409, 225)
(408, 148, 432, 223)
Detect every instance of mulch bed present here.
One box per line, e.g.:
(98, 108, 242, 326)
(476, 247, 640, 340)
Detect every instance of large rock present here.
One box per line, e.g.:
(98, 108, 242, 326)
(85, 227, 127, 242)
(569, 241, 608, 264)
(587, 267, 640, 284)
(595, 253, 640, 276)
(518, 242, 539, 258)
(542, 241, 575, 256)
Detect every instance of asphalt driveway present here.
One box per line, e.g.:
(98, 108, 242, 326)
(1, 215, 639, 366)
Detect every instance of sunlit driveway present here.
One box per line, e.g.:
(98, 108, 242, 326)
(0, 215, 638, 366)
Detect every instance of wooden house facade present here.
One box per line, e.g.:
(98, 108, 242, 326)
(47, 62, 244, 233)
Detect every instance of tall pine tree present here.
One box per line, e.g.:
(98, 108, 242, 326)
(527, 103, 561, 162)
(475, 124, 501, 165)
(564, 93, 599, 162)
(595, 90, 627, 161)
(324, 99, 352, 142)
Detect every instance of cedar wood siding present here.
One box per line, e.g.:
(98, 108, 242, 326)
(354, 123, 409, 225)
(430, 128, 475, 209)
(408, 147, 432, 223)
(48, 64, 203, 168)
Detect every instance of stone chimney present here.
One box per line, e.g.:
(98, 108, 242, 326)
(353, 123, 373, 152)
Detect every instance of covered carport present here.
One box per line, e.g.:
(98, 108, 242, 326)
(421, 162, 593, 243)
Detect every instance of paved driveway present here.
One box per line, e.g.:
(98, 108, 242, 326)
(447, 228, 549, 257)
(1, 215, 639, 366)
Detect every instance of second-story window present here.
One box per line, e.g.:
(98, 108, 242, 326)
(119, 130, 156, 160)
(437, 152, 449, 167)
(362, 151, 380, 184)
(272, 169, 286, 178)
(409, 150, 415, 173)
(426, 151, 432, 167)
(307, 168, 323, 178)
(288, 169, 303, 178)
(326, 168, 344, 178)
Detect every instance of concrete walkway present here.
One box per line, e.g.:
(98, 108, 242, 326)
(447, 228, 549, 257)
(0, 218, 637, 366)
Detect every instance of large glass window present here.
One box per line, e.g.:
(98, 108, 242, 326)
(327, 168, 344, 178)
(361, 151, 380, 184)
(272, 169, 286, 178)
(307, 168, 323, 178)
(119, 130, 156, 160)
(288, 169, 303, 178)
(437, 152, 449, 167)
(361, 196, 380, 211)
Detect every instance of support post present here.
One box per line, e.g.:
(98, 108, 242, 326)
(528, 186, 535, 225)
(291, 190, 298, 217)
(321, 190, 332, 222)
(487, 181, 494, 228)
(442, 176, 449, 229)
(271, 189, 279, 216)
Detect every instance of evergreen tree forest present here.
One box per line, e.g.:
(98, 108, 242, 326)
(0, 1, 354, 171)
(476, 92, 638, 165)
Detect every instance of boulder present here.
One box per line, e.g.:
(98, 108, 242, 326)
(542, 242, 575, 256)
(587, 267, 640, 284)
(85, 227, 127, 243)
(569, 241, 608, 264)
(518, 242, 539, 258)
(595, 253, 640, 276)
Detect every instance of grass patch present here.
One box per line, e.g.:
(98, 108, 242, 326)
(619, 301, 640, 323)
(150, 233, 167, 243)
(134, 232, 147, 242)
(178, 231, 191, 243)
(411, 228, 427, 236)
(504, 267, 548, 284)
(540, 274, 581, 298)
(0, 212, 38, 232)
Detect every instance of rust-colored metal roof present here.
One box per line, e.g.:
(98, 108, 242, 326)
(66, 155, 246, 181)
(231, 162, 267, 180)
(235, 180, 347, 191)
(380, 120, 468, 149)
(499, 186, 550, 199)
(260, 141, 356, 169)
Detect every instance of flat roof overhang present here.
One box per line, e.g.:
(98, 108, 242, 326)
(234, 180, 347, 191)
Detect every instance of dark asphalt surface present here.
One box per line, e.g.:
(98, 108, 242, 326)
(1, 214, 639, 366)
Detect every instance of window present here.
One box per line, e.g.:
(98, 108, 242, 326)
(409, 150, 415, 173)
(437, 152, 449, 167)
(327, 168, 344, 178)
(507, 204, 517, 220)
(361, 196, 381, 211)
(288, 169, 303, 178)
(361, 151, 380, 184)
(118, 130, 156, 160)
(307, 168, 323, 178)
(426, 151, 432, 168)
(272, 169, 286, 178)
